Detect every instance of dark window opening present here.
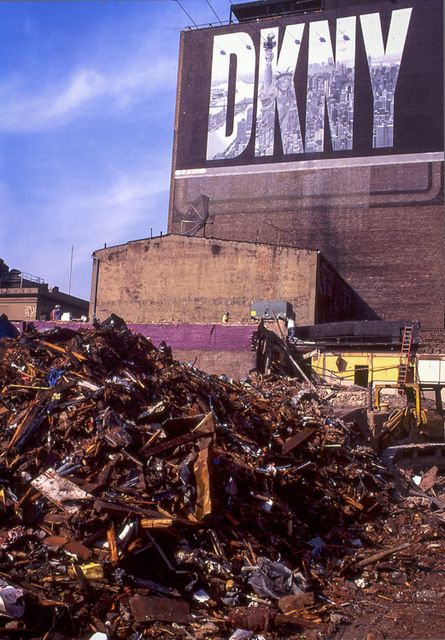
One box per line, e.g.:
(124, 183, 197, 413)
(354, 365, 368, 388)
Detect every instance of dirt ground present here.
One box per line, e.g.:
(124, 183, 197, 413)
(330, 543, 445, 639)
(316, 497, 445, 640)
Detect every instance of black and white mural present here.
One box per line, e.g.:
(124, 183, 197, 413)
(360, 10, 411, 149)
(176, 0, 442, 169)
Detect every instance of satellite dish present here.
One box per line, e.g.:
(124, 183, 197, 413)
(177, 195, 211, 237)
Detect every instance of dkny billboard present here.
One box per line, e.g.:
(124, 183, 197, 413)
(174, 0, 443, 170)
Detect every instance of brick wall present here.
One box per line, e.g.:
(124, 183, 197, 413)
(91, 235, 320, 325)
(419, 329, 445, 354)
(170, 161, 444, 327)
(0, 288, 88, 322)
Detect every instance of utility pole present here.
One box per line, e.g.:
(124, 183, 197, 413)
(68, 246, 74, 294)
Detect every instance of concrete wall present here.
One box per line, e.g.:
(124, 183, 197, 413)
(91, 235, 320, 325)
(170, 160, 444, 327)
(173, 349, 256, 379)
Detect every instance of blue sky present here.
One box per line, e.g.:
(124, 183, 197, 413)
(0, 0, 232, 299)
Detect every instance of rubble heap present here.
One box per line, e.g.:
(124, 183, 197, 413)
(0, 325, 396, 638)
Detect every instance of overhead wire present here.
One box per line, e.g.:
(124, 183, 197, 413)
(172, 0, 303, 79)
(173, 0, 198, 28)
(171, 0, 321, 51)
(172, 0, 271, 47)
(205, 0, 223, 24)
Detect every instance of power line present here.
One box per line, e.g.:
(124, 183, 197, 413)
(173, 0, 198, 27)
(205, 0, 223, 24)
(173, 0, 272, 52)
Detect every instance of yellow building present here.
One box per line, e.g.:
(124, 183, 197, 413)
(311, 351, 414, 387)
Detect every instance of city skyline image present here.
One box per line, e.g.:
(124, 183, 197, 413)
(360, 8, 412, 148)
(203, 6, 421, 163)
(305, 16, 356, 153)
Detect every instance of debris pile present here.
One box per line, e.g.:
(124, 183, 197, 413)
(322, 386, 369, 408)
(0, 325, 397, 638)
(323, 462, 445, 640)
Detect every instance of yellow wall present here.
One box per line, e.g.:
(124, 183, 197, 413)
(311, 351, 411, 386)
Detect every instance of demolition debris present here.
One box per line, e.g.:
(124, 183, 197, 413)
(0, 321, 424, 638)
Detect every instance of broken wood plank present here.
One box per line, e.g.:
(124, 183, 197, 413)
(355, 543, 411, 568)
(140, 517, 175, 529)
(106, 523, 119, 564)
(194, 441, 212, 521)
(41, 341, 87, 362)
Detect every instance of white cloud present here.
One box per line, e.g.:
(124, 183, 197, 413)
(45, 70, 108, 120)
(3, 166, 170, 298)
(0, 47, 177, 132)
(0, 4, 181, 299)
(52, 167, 170, 238)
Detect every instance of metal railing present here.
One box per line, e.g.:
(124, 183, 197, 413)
(19, 271, 45, 285)
(0, 271, 45, 288)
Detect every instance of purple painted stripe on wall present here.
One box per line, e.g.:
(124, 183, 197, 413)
(130, 323, 256, 351)
(15, 322, 256, 352)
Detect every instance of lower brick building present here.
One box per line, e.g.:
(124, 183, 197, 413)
(90, 234, 376, 326)
(0, 259, 88, 322)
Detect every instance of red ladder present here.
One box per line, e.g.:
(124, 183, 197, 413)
(397, 324, 413, 384)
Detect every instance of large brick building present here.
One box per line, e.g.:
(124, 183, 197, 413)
(168, 0, 444, 327)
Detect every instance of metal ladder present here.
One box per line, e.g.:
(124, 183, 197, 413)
(397, 324, 413, 384)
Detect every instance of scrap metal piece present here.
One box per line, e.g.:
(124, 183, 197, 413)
(0, 581, 25, 619)
(355, 543, 411, 568)
(248, 557, 297, 599)
(420, 465, 438, 491)
(282, 428, 317, 455)
(228, 606, 270, 631)
(31, 468, 92, 515)
(129, 594, 191, 623)
(68, 562, 104, 580)
(278, 592, 315, 613)
(0, 526, 26, 550)
(194, 442, 212, 521)
(140, 517, 175, 529)
(106, 523, 119, 564)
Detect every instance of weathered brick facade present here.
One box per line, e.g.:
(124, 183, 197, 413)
(170, 161, 444, 327)
(90, 235, 367, 325)
(168, 0, 444, 328)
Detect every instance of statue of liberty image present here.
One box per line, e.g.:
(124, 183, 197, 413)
(255, 33, 277, 156)
(255, 32, 303, 156)
(275, 69, 303, 154)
